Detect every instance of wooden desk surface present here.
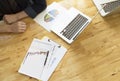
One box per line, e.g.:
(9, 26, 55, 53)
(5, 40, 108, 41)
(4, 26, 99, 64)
(0, 0, 120, 81)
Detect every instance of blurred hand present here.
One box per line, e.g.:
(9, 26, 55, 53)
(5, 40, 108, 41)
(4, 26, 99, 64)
(9, 21, 27, 33)
(3, 14, 18, 24)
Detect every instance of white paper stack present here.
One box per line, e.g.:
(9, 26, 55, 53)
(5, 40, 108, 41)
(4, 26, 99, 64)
(18, 37, 67, 81)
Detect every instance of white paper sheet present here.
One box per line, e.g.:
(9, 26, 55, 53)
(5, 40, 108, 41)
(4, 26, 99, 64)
(40, 37, 67, 81)
(18, 37, 67, 81)
(34, 2, 68, 32)
(18, 39, 54, 80)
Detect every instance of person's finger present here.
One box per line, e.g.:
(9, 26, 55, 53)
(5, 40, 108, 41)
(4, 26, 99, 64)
(3, 16, 12, 24)
(19, 27, 26, 30)
(18, 24, 26, 28)
(17, 27, 25, 32)
(18, 22, 26, 27)
(19, 21, 26, 25)
(18, 25, 26, 31)
(19, 28, 26, 32)
(3, 16, 8, 23)
(18, 24, 26, 27)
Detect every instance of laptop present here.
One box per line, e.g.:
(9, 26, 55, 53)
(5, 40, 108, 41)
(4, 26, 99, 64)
(51, 7, 91, 44)
(92, 0, 120, 16)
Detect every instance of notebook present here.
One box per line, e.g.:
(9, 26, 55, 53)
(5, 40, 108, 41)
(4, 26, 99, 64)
(51, 7, 91, 44)
(92, 0, 120, 16)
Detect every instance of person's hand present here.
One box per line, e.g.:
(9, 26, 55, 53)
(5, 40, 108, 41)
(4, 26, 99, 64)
(3, 14, 18, 24)
(9, 21, 27, 33)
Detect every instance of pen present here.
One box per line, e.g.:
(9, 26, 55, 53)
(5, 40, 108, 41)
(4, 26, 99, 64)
(44, 51, 49, 66)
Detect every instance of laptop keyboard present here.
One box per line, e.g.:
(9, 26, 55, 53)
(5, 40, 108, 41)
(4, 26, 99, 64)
(60, 14, 89, 40)
(101, 0, 120, 13)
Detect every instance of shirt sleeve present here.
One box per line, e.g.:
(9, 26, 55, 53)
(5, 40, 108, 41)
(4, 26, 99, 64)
(24, 0, 47, 18)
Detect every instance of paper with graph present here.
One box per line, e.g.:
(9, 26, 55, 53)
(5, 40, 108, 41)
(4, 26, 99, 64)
(18, 39, 54, 79)
(18, 37, 67, 81)
(34, 2, 68, 32)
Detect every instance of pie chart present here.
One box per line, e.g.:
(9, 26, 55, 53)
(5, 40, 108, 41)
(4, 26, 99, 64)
(44, 9, 59, 22)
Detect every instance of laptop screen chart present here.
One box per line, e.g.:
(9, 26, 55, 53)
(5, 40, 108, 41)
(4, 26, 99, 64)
(44, 9, 59, 22)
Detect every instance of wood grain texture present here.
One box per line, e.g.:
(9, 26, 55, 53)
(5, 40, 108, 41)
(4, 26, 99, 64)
(0, 0, 120, 81)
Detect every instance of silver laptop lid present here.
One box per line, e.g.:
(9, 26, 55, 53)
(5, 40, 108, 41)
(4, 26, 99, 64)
(51, 7, 91, 44)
